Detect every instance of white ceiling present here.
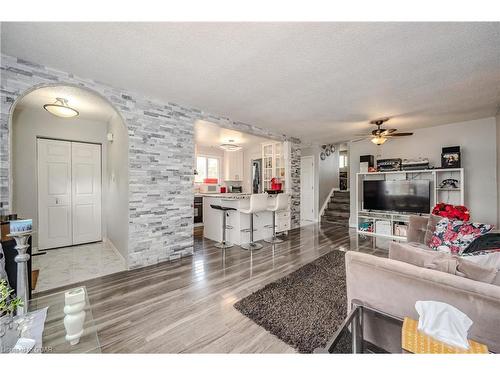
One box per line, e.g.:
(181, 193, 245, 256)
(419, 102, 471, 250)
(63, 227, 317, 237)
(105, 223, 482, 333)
(195, 120, 270, 149)
(2, 22, 500, 143)
(14, 85, 117, 122)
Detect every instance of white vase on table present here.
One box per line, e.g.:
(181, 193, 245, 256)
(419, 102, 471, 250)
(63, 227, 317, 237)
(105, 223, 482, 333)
(63, 288, 86, 345)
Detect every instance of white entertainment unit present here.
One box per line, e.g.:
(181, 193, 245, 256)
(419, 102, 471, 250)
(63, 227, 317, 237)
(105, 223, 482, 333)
(356, 168, 464, 241)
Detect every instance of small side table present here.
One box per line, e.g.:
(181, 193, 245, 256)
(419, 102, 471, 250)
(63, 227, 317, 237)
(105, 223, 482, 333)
(314, 299, 403, 354)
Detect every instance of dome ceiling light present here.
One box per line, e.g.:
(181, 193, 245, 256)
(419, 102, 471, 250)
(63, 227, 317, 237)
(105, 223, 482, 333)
(219, 139, 242, 151)
(371, 136, 387, 145)
(43, 97, 79, 118)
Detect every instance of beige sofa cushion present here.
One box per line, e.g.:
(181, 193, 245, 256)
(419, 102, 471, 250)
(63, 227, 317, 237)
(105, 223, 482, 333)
(389, 242, 498, 285)
(423, 214, 442, 246)
(389, 242, 439, 267)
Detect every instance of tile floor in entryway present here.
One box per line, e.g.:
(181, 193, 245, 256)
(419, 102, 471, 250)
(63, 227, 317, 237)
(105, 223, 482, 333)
(32, 241, 126, 293)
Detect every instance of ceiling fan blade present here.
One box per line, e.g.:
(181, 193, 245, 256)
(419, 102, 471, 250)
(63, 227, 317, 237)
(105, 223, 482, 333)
(385, 132, 413, 137)
(380, 129, 398, 136)
(350, 137, 370, 143)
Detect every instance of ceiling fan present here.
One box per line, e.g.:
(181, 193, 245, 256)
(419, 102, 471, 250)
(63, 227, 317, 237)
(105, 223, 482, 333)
(352, 118, 413, 145)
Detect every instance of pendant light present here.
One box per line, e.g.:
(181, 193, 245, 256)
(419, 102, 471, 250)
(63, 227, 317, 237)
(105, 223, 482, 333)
(43, 97, 79, 118)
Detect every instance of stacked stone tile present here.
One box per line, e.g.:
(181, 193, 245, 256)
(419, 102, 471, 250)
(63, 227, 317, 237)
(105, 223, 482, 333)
(0, 54, 301, 268)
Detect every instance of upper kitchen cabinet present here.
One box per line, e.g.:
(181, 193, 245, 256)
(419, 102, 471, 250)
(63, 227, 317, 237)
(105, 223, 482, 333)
(224, 149, 244, 181)
(262, 141, 287, 191)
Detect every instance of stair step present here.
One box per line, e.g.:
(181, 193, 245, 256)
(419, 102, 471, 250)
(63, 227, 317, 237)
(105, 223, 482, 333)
(323, 211, 350, 219)
(322, 217, 349, 226)
(327, 202, 350, 211)
(331, 196, 350, 204)
(333, 190, 350, 198)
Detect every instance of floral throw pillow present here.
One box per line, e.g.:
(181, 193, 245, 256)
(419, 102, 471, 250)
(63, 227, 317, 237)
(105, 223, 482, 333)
(429, 218, 493, 255)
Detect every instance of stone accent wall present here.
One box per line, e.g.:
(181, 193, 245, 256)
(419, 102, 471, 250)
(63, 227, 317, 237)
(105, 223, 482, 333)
(0, 54, 301, 268)
(289, 142, 301, 226)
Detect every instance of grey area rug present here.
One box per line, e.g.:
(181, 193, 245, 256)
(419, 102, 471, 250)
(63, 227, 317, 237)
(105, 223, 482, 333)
(234, 250, 351, 353)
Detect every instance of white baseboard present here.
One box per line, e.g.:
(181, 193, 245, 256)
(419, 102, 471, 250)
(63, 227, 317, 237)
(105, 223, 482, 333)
(300, 219, 316, 227)
(103, 237, 128, 268)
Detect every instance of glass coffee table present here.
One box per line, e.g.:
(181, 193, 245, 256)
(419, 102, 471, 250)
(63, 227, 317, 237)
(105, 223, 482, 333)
(314, 299, 404, 354)
(25, 286, 100, 353)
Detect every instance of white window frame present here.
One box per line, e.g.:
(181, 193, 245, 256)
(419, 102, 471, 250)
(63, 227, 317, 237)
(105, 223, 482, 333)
(339, 153, 348, 169)
(195, 154, 221, 184)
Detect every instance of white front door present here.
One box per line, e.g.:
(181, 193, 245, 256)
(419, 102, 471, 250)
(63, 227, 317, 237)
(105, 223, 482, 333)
(38, 139, 73, 250)
(300, 156, 315, 222)
(72, 142, 102, 245)
(37, 139, 102, 250)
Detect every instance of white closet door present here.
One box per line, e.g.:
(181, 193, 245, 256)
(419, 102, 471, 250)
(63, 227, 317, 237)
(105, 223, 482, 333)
(38, 139, 73, 250)
(300, 156, 315, 222)
(71, 142, 102, 245)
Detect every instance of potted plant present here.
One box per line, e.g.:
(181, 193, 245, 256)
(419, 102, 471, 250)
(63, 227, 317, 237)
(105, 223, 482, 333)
(0, 279, 23, 352)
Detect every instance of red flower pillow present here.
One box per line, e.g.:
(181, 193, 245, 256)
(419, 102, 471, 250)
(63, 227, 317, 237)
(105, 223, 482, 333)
(429, 218, 493, 255)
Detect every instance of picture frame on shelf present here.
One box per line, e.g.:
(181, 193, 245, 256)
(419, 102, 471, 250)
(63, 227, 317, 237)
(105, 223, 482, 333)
(441, 146, 461, 169)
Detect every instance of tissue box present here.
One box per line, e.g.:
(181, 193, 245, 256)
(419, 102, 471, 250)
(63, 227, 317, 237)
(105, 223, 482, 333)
(401, 318, 488, 354)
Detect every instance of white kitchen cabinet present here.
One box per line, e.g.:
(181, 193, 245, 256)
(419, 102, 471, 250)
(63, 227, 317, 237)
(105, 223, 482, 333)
(276, 210, 291, 232)
(261, 142, 286, 191)
(224, 150, 243, 181)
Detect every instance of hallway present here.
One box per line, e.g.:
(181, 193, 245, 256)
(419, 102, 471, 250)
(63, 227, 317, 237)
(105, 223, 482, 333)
(32, 241, 126, 292)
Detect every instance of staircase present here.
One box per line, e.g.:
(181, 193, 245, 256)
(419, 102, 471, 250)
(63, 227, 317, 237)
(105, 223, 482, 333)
(321, 190, 350, 226)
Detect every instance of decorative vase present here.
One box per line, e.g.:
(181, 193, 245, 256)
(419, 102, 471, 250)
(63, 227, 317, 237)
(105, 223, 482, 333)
(63, 288, 86, 345)
(0, 313, 20, 353)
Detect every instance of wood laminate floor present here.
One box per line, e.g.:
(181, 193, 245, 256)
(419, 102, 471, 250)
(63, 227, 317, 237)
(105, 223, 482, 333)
(38, 222, 388, 353)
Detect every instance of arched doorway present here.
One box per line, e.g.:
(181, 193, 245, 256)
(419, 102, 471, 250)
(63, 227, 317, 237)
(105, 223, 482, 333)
(9, 84, 129, 292)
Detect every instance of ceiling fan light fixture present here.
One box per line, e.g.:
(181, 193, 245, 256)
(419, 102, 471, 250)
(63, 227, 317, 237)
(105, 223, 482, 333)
(219, 139, 242, 151)
(43, 97, 79, 118)
(371, 136, 387, 145)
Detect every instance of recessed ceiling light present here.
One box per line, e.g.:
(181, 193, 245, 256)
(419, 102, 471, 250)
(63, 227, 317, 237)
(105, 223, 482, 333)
(43, 97, 79, 118)
(219, 139, 242, 151)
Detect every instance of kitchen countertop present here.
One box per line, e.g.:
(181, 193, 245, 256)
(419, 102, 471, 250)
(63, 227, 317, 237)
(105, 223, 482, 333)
(195, 193, 251, 198)
(202, 193, 290, 245)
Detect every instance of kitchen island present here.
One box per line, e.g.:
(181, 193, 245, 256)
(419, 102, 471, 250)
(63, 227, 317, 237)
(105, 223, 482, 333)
(201, 193, 290, 246)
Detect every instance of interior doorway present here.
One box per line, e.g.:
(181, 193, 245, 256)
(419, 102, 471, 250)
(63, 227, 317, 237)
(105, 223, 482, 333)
(10, 84, 129, 292)
(339, 143, 349, 191)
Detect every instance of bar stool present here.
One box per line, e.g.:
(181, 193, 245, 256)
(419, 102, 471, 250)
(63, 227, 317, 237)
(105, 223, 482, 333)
(239, 193, 269, 251)
(265, 193, 290, 243)
(210, 204, 236, 249)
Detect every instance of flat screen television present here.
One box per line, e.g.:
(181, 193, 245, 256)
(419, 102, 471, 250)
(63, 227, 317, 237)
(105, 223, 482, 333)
(363, 180, 430, 214)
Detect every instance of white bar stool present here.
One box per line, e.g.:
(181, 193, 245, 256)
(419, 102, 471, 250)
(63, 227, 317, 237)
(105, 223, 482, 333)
(265, 193, 290, 243)
(210, 204, 236, 249)
(239, 193, 268, 251)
